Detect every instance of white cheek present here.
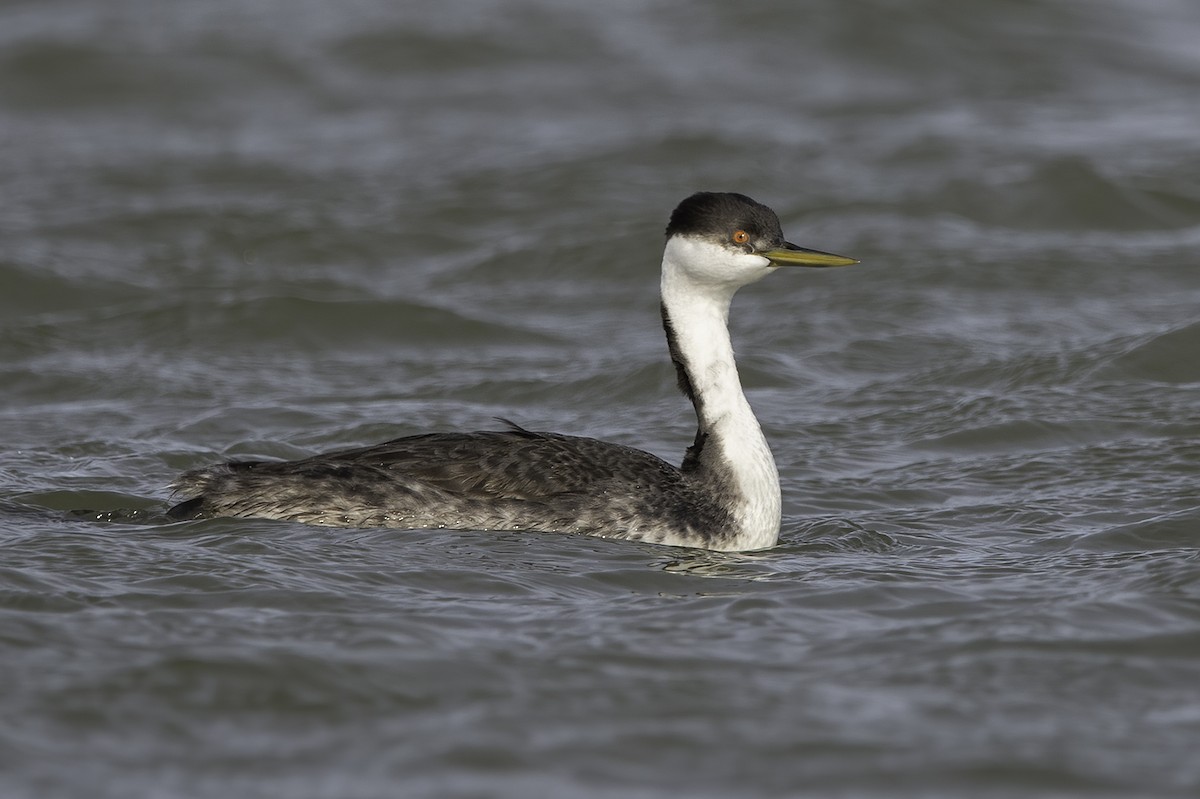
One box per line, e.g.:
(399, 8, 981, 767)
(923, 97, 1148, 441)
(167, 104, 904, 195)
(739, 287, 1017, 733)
(729, 252, 774, 285)
(744, 252, 773, 270)
(662, 237, 774, 288)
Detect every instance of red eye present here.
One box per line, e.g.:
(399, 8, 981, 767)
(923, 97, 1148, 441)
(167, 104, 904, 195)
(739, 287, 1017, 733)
(732, 230, 750, 244)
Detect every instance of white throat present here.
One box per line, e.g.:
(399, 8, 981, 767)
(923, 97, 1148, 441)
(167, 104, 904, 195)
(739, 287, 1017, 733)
(660, 236, 782, 550)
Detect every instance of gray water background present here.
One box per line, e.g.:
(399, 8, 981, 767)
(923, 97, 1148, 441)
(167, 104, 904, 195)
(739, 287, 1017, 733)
(2, 0, 1199, 796)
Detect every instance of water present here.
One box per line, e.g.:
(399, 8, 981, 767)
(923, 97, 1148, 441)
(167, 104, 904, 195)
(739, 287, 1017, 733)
(2, 0, 1199, 796)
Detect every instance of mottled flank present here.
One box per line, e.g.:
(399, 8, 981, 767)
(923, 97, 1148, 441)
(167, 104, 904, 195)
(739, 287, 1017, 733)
(170, 428, 737, 548)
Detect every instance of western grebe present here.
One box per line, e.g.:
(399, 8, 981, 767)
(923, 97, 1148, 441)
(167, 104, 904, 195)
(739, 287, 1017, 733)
(168, 192, 857, 551)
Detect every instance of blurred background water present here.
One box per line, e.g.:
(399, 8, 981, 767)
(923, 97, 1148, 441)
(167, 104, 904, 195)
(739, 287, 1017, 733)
(2, 0, 1199, 796)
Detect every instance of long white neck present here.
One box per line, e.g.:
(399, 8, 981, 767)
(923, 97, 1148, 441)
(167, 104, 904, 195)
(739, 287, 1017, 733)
(660, 238, 782, 550)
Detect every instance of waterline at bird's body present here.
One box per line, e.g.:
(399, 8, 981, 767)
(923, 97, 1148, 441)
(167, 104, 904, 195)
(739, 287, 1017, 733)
(168, 192, 856, 551)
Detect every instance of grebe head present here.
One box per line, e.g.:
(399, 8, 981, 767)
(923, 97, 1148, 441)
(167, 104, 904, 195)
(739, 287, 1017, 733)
(662, 192, 857, 292)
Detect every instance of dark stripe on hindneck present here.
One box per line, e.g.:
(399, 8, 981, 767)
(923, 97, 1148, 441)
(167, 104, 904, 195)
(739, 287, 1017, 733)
(661, 301, 694, 402)
(661, 301, 712, 474)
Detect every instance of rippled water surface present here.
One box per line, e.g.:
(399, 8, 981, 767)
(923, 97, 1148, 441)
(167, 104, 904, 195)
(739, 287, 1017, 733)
(2, 1, 1199, 797)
